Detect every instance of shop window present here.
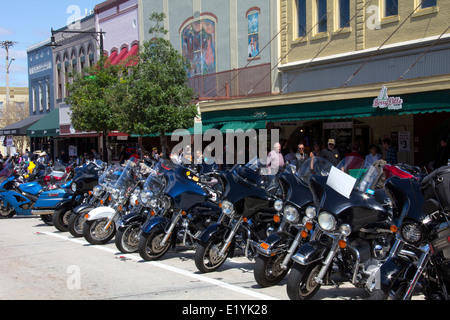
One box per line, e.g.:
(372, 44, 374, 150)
(316, 0, 327, 33)
(297, 0, 307, 37)
(384, 0, 398, 17)
(181, 16, 216, 77)
(338, 0, 350, 29)
(247, 10, 260, 59)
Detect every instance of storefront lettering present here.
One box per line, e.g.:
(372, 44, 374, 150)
(373, 86, 403, 110)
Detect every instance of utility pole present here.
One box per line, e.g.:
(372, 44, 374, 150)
(1, 40, 17, 154)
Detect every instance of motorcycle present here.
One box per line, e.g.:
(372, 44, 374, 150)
(32, 160, 104, 232)
(254, 157, 334, 287)
(138, 161, 222, 261)
(68, 163, 123, 238)
(0, 161, 71, 224)
(83, 158, 144, 245)
(194, 157, 282, 273)
(286, 156, 397, 300)
(115, 159, 174, 253)
(367, 164, 450, 300)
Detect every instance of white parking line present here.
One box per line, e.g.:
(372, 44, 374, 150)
(39, 231, 279, 300)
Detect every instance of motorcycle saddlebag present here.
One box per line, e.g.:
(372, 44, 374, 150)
(421, 166, 450, 212)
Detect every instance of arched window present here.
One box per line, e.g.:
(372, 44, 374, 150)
(180, 14, 217, 77)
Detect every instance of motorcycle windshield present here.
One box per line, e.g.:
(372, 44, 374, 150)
(233, 157, 271, 188)
(98, 164, 123, 186)
(0, 162, 14, 184)
(114, 158, 138, 191)
(143, 159, 174, 196)
(295, 156, 333, 183)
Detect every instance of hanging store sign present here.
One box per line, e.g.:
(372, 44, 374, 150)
(373, 86, 403, 110)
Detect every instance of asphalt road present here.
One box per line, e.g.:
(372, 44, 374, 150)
(0, 215, 421, 303)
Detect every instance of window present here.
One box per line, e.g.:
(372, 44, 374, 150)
(297, 0, 307, 37)
(0, 102, 3, 118)
(15, 102, 25, 118)
(317, 0, 327, 33)
(421, 0, 436, 8)
(338, 0, 350, 29)
(33, 87, 38, 112)
(46, 83, 51, 110)
(248, 10, 260, 59)
(385, 0, 398, 17)
(39, 85, 43, 111)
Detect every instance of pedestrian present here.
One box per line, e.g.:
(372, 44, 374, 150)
(267, 142, 285, 174)
(311, 141, 321, 157)
(60, 150, 70, 164)
(294, 143, 309, 169)
(433, 132, 450, 169)
(152, 147, 160, 162)
(382, 138, 397, 165)
(320, 139, 340, 166)
(91, 148, 99, 160)
(365, 144, 382, 167)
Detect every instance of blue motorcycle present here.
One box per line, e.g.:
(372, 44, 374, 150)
(138, 162, 223, 261)
(0, 161, 71, 224)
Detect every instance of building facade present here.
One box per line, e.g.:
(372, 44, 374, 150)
(199, 0, 450, 168)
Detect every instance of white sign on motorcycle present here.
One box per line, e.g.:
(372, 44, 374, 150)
(326, 166, 357, 199)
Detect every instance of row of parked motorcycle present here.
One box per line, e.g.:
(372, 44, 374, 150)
(1, 151, 449, 300)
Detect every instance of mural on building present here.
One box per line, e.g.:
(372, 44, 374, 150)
(248, 11, 259, 58)
(182, 18, 216, 77)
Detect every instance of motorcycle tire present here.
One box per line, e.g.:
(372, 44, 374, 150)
(53, 208, 72, 232)
(194, 238, 230, 273)
(83, 218, 116, 245)
(115, 223, 141, 254)
(138, 228, 171, 261)
(0, 201, 16, 219)
(254, 254, 291, 288)
(68, 212, 87, 238)
(286, 261, 322, 300)
(41, 214, 54, 226)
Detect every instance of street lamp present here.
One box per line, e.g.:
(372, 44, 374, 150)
(49, 28, 108, 162)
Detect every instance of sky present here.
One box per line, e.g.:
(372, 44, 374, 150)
(0, 1, 101, 88)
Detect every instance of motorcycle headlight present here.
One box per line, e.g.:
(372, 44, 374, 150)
(274, 200, 283, 212)
(71, 182, 77, 192)
(283, 205, 299, 224)
(305, 206, 316, 219)
(400, 221, 423, 245)
(93, 185, 103, 197)
(112, 188, 120, 200)
(221, 200, 235, 216)
(318, 212, 336, 231)
(140, 191, 149, 204)
(339, 224, 352, 237)
(133, 187, 141, 197)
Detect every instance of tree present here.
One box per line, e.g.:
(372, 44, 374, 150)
(65, 57, 127, 161)
(111, 12, 198, 156)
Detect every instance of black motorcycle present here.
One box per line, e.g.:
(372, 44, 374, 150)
(286, 156, 396, 300)
(254, 157, 333, 287)
(194, 157, 282, 273)
(67, 163, 123, 238)
(368, 165, 450, 300)
(138, 162, 222, 261)
(50, 160, 104, 232)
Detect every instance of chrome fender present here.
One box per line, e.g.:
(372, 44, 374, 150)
(85, 206, 116, 221)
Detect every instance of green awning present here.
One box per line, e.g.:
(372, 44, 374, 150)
(219, 121, 266, 132)
(27, 108, 60, 137)
(131, 123, 221, 137)
(201, 89, 450, 124)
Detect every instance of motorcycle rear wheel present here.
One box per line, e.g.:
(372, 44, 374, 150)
(83, 218, 116, 245)
(287, 261, 322, 300)
(254, 254, 291, 287)
(138, 228, 171, 261)
(195, 238, 230, 273)
(0, 201, 16, 219)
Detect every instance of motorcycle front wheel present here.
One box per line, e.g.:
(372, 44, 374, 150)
(138, 228, 171, 261)
(41, 214, 53, 226)
(68, 212, 86, 238)
(115, 223, 141, 253)
(194, 238, 230, 273)
(53, 208, 72, 232)
(0, 201, 15, 219)
(83, 218, 116, 245)
(254, 253, 291, 287)
(286, 261, 322, 300)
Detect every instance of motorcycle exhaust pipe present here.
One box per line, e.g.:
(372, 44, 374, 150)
(31, 209, 54, 215)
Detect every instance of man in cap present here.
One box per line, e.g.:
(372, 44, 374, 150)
(320, 138, 340, 166)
